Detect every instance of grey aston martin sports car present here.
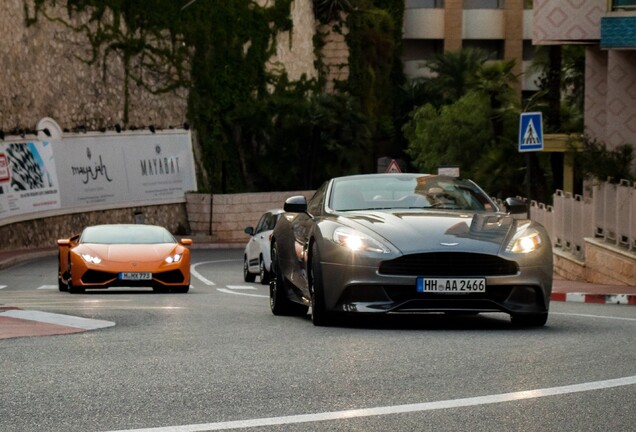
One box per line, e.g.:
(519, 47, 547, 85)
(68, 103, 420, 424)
(269, 173, 553, 327)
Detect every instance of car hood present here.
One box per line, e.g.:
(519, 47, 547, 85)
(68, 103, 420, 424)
(76, 243, 178, 262)
(342, 210, 518, 255)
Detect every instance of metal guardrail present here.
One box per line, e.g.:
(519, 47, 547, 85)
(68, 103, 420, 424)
(528, 180, 636, 260)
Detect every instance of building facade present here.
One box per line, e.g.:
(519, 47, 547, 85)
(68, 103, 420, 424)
(402, 0, 539, 93)
(534, 0, 636, 152)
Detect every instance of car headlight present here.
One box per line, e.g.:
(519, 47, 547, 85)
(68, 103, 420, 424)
(507, 225, 543, 254)
(81, 253, 102, 264)
(165, 253, 183, 264)
(332, 227, 390, 253)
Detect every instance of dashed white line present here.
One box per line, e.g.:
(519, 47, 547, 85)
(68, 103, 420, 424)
(37, 285, 58, 290)
(226, 285, 257, 290)
(216, 288, 268, 298)
(104, 375, 636, 432)
(0, 285, 6, 289)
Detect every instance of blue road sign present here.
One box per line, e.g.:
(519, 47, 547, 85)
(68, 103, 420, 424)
(519, 112, 544, 152)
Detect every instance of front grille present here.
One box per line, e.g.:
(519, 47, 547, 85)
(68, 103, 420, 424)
(154, 270, 186, 284)
(82, 270, 116, 284)
(385, 285, 514, 303)
(379, 252, 518, 276)
(81, 269, 185, 285)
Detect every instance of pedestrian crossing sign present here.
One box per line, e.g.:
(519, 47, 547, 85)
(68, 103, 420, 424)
(519, 112, 543, 152)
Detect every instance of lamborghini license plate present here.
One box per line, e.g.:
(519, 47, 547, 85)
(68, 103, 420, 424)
(417, 278, 485, 293)
(119, 272, 152, 281)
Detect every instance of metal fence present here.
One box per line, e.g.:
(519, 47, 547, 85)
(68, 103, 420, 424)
(528, 180, 636, 260)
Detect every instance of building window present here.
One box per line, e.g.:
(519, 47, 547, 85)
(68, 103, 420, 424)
(462, 40, 504, 59)
(403, 40, 444, 62)
(463, 0, 505, 9)
(522, 40, 536, 61)
(612, 0, 636, 10)
(405, 0, 445, 8)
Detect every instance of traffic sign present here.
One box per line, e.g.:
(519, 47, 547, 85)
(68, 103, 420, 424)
(519, 112, 543, 152)
(385, 159, 401, 173)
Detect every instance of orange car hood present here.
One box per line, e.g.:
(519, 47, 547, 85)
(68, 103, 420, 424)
(78, 243, 180, 262)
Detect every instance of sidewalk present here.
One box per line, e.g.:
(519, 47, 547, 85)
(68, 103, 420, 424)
(1, 246, 634, 340)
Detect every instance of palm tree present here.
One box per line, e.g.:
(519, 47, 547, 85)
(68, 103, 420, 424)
(474, 58, 519, 140)
(423, 48, 490, 105)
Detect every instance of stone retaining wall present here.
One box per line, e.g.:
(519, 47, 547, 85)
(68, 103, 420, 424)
(186, 191, 314, 244)
(553, 239, 635, 286)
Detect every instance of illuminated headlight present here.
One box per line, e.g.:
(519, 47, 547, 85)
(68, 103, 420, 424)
(81, 254, 102, 264)
(332, 227, 390, 253)
(507, 226, 543, 254)
(165, 253, 183, 264)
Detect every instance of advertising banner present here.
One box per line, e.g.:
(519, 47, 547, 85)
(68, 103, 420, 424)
(0, 130, 196, 225)
(0, 141, 61, 219)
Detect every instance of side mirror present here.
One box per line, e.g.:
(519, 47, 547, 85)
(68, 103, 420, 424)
(504, 197, 528, 215)
(180, 238, 193, 246)
(244, 226, 254, 236)
(284, 195, 308, 213)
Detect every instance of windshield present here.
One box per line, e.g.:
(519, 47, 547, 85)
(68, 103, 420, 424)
(80, 225, 177, 244)
(329, 174, 496, 212)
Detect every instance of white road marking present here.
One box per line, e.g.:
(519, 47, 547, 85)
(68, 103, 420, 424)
(226, 285, 257, 290)
(216, 288, 268, 298)
(105, 375, 636, 432)
(0, 285, 6, 289)
(552, 312, 636, 322)
(37, 285, 58, 290)
(190, 263, 215, 285)
(0, 310, 115, 330)
(190, 259, 242, 286)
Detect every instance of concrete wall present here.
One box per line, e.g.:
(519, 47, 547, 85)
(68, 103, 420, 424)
(186, 191, 314, 244)
(554, 238, 636, 286)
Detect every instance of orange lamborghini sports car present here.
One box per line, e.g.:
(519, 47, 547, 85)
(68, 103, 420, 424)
(57, 224, 192, 293)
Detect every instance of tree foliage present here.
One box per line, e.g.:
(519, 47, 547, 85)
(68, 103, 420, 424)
(573, 137, 635, 183)
(404, 49, 536, 199)
(25, 0, 388, 193)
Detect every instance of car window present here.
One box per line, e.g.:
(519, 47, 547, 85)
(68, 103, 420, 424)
(308, 183, 327, 215)
(330, 175, 495, 212)
(265, 214, 279, 230)
(254, 214, 268, 234)
(81, 225, 176, 244)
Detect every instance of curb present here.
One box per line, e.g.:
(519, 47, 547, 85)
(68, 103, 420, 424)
(551, 292, 636, 305)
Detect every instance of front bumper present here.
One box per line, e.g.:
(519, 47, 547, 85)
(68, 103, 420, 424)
(320, 261, 552, 316)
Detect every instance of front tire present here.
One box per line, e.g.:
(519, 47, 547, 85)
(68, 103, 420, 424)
(173, 285, 190, 293)
(310, 243, 334, 326)
(243, 256, 256, 283)
(270, 242, 308, 317)
(68, 280, 85, 294)
(259, 257, 270, 285)
(511, 312, 548, 327)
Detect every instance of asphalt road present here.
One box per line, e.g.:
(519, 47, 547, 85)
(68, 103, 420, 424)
(1, 249, 635, 432)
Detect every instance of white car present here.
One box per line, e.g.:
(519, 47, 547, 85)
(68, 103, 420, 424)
(243, 209, 284, 284)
